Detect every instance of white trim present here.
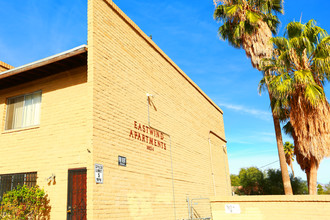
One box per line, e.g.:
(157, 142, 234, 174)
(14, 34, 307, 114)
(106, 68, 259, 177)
(0, 45, 87, 76)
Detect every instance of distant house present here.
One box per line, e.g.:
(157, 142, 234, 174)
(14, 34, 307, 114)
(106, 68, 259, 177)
(0, 0, 230, 219)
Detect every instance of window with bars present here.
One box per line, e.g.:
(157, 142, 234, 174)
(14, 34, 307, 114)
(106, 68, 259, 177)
(5, 91, 42, 130)
(0, 172, 37, 201)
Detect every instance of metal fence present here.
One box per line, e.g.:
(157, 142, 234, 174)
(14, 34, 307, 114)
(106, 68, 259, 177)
(186, 197, 212, 220)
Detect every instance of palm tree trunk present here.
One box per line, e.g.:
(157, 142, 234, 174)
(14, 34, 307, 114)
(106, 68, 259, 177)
(306, 169, 310, 190)
(290, 163, 295, 178)
(268, 92, 293, 195)
(308, 158, 318, 195)
(264, 74, 293, 195)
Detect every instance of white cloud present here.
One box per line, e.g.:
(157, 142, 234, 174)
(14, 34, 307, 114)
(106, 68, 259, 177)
(227, 132, 276, 145)
(219, 102, 271, 121)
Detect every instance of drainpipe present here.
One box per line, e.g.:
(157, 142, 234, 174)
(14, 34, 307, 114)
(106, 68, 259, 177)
(146, 94, 176, 220)
(208, 137, 217, 196)
(209, 131, 231, 196)
(222, 145, 231, 195)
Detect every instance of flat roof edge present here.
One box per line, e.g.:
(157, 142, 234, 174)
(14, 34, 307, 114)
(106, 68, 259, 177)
(103, 0, 223, 115)
(0, 45, 87, 80)
(0, 61, 14, 70)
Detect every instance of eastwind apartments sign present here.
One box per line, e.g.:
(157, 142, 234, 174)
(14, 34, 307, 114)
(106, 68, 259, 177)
(129, 121, 167, 151)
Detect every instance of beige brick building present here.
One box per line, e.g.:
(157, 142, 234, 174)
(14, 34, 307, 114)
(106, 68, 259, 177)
(0, 0, 230, 219)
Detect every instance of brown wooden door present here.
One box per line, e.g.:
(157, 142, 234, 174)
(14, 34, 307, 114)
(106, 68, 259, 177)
(67, 169, 87, 220)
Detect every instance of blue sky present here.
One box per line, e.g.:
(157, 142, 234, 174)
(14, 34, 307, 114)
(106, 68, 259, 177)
(0, 0, 329, 184)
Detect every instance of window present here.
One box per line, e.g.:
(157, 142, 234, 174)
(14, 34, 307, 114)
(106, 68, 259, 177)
(0, 172, 37, 201)
(5, 91, 42, 130)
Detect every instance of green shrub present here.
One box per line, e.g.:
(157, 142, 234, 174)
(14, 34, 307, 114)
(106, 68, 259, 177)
(0, 185, 51, 219)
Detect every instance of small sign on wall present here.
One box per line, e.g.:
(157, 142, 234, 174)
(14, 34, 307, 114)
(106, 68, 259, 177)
(94, 164, 104, 184)
(118, 156, 126, 166)
(225, 204, 241, 214)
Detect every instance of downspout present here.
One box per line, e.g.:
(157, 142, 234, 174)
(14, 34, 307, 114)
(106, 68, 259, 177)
(209, 131, 231, 196)
(147, 94, 176, 220)
(208, 136, 217, 196)
(222, 145, 231, 195)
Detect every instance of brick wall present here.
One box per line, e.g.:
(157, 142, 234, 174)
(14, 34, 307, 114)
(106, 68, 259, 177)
(0, 66, 91, 219)
(211, 195, 330, 220)
(88, 0, 230, 219)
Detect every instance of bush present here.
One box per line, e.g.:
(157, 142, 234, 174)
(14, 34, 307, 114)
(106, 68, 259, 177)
(232, 167, 308, 195)
(0, 185, 51, 219)
(235, 167, 264, 195)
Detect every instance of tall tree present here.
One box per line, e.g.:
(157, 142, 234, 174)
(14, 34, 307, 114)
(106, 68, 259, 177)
(283, 141, 295, 177)
(214, 0, 293, 194)
(230, 174, 241, 186)
(261, 20, 330, 194)
(237, 167, 264, 195)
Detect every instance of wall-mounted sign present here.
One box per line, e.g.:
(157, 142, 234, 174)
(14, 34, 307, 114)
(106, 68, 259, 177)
(118, 156, 126, 166)
(225, 204, 241, 214)
(128, 121, 167, 151)
(94, 164, 103, 184)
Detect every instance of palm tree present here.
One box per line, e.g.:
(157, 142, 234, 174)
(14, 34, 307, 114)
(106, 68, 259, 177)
(283, 141, 295, 177)
(261, 19, 330, 194)
(214, 0, 293, 194)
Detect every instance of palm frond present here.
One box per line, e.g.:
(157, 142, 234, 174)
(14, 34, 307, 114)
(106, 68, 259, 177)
(306, 26, 327, 45)
(218, 22, 242, 48)
(233, 21, 245, 39)
(269, 73, 293, 99)
(305, 19, 316, 30)
(263, 13, 280, 34)
(314, 36, 330, 59)
(268, 0, 284, 14)
(258, 75, 269, 95)
(313, 57, 330, 82)
(258, 0, 284, 15)
(214, 4, 243, 21)
(293, 70, 315, 85)
(226, 4, 243, 17)
(270, 96, 290, 120)
(270, 37, 289, 51)
(314, 36, 330, 79)
(214, 5, 227, 21)
(214, 0, 282, 51)
(304, 84, 325, 107)
(289, 37, 313, 55)
(319, 35, 330, 45)
(246, 10, 262, 24)
(260, 58, 276, 71)
(283, 121, 294, 138)
(285, 21, 304, 39)
(276, 50, 291, 70)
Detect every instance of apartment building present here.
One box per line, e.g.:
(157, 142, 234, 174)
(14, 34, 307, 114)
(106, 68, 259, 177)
(0, 0, 230, 219)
